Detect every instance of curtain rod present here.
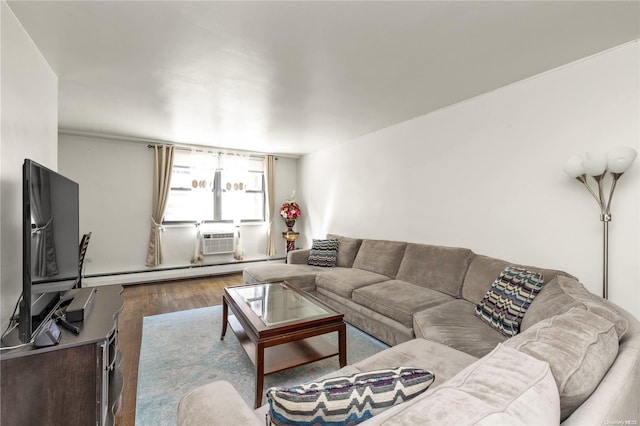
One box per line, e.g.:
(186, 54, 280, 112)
(57, 129, 286, 159)
(147, 144, 278, 160)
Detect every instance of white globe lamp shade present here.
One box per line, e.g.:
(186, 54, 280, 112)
(607, 146, 637, 173)
(563, 155, 585, 178)
(582, 152, 608, 176)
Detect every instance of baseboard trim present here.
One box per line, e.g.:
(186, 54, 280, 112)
(83, 258, 285, 287)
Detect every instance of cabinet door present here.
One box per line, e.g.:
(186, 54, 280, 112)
(1, 343, 99, 426)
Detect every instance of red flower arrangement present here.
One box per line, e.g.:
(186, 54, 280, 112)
(280, 201, 301, 220)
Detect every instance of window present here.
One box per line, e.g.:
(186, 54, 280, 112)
(163, 151, 265, 223)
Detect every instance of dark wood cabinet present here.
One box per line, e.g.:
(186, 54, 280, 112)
(1, 285, 123, 426)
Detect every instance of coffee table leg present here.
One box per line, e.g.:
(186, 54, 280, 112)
(220, 296, 228, 340)
(339, 323, 347, 367)
(255, 342, 265, 409)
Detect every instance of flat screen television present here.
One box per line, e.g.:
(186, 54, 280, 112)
(19, 159, 80, 343)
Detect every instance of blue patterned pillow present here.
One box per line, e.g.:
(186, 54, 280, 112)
(475, 266, 544, 336)
(266, 367, 435, 426)
(308, 239, 339, 267)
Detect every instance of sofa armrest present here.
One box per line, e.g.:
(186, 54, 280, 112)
(287, 248, 310, 264)
(177, 381, 262, 426)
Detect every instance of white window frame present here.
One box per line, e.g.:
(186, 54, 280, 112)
(163, 151, 265, 224)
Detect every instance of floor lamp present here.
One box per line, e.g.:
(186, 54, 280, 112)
(563, 146, 637, 299)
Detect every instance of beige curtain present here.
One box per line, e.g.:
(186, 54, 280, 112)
(264, 155, 277, 256)
(146, 145, 175, 266)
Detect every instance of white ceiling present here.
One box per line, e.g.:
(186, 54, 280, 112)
(8, 1, 640, 156)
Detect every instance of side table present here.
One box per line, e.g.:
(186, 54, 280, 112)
(282, 231, 299, 261)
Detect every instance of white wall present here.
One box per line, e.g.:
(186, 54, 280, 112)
(0, 1, 58, 330)
(58, 134, 299, 281)
(298, 41, 640, 319)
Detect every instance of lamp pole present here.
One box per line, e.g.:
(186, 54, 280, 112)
(602, 215, 609, 300)
(564, 147, 637, 300)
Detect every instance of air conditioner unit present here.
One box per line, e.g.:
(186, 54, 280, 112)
(202, 232, 234, 255)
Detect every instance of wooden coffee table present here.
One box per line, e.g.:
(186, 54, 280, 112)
(221, 281, 347, 408)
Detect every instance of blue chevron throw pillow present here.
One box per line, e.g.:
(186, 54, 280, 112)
(308, 239, 339, 267)
(266, 367, 435, 426)
(475, 266, 544, 337)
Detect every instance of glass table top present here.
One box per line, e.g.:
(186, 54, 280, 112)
(231, 283, 330, 326)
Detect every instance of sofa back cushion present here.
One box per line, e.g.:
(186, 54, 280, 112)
(395, 244, 474, 297)
(372, 344, 560, 426)
(521, 275, 629, 338)
(326, 234, 362, 268)
(461, 254, 571, 305)
(352, 239, 407, 278)
(504, 308, 619, 421)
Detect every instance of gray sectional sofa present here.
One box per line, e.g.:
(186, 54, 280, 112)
(178, 234, 640, 425)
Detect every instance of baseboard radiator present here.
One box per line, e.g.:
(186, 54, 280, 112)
(82, 258, 286, 287)
(202, 232, 234, 255)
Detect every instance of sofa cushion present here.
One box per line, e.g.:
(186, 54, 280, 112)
(243, 264, 323, 292)
(372, 344, 560, 426)
(521, 275, 629, 338)
(461, 254, 571, 305)
(327, 234, 362, 268)
(352, 280, 453, 327)
(265, 367, 435, 426)
(307, 239, 339, 267)
(315, 268, 390, 299)
(474, 266, 544, 337)
(352, 239, 407, 278)
(316, 289, 416, 347)
(505, 307, 619, 421)
(178, 380, 262, 426)
(346, 338, 478, 389)
(413, 299, 507, 358)
(287, 248, 311, 264)
(395, 244, 474, 297)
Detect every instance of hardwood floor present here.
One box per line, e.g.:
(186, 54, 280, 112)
(115, 273, 244, 426)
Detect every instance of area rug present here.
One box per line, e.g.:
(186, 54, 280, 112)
(135, 305, 389, 425)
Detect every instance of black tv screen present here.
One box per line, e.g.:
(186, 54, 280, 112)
(19, 159, 79, 343)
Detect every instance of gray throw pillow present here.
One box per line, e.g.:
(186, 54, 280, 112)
(505, 307, 619, 421)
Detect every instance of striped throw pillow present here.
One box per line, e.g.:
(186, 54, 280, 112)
(266, 367, 435, 426)
(475, 266, 544, 336)
(308, 239, 339, 267)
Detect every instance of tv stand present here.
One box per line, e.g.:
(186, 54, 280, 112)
(1, 285, 124, 426)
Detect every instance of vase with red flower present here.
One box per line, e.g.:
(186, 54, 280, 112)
(280, 192, 301, 233)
